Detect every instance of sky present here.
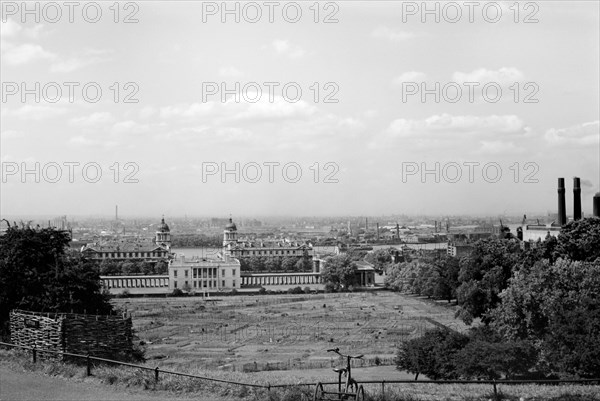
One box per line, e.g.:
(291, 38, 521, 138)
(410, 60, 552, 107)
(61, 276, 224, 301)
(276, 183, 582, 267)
(1, 1, 599, 218)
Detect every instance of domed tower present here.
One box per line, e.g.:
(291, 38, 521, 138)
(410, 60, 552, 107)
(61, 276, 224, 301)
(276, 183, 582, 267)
(155, 216, 171, 250)
(223, 217, 238, 251)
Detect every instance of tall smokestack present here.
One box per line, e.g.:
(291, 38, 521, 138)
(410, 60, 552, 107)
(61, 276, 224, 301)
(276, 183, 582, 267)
(594, 192, 600, 217)
(376, 223, 380, 239)
(558, 178, 567, 226)
(573, 177, 582, 221)
(115, 205, 118, 221)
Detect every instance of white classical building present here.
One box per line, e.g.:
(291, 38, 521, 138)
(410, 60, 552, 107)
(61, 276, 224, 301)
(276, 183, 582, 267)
(168, 255, 241, 292)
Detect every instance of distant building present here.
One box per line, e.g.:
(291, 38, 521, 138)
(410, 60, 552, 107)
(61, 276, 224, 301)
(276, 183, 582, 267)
(447, 242, 474, 257)
(81, 217, 171, 261)
(169, 255, 241, 292)
(521, 223, 561, 242)
(222, 218, 313, 260)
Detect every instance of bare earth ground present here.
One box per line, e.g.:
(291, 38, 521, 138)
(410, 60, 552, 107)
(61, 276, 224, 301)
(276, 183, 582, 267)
(114, 291, 469, 377)
(0, 365, 231, 401)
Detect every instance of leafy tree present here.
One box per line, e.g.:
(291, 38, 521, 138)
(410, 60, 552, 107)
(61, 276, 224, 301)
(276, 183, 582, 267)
(396, 329, 468, 380)
(491, 257, 600, 378)
(455, 237, 521, 325)
(295, 257, 312, 272)
(554, 217, 600, 262)
(384, 261, 420, 293)
(365, 248, 394, 270)
(281, 257, 298, 272)
(154, 260, 168, 274)
(265, 257, 282, 271)
(432, 255, 460, 302)
(99, 259, 120, 275)
(321, 255, 357, 289)
(455, 328, 537, 379)
(0, 226, 113, 338)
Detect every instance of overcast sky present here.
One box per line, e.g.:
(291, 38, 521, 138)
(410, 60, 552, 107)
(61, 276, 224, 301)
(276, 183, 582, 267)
(1, 1, 599, 218)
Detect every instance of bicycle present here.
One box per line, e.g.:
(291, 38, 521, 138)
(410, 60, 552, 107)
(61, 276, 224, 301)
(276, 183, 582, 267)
(313, 348, 366, 401)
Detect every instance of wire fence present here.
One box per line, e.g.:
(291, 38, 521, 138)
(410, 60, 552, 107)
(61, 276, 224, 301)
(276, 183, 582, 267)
(1, 341, 599, 399)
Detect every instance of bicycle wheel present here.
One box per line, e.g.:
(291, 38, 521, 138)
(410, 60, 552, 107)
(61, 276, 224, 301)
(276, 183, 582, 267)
(356, 385, 365, 401)
(313, 382, 324, 401)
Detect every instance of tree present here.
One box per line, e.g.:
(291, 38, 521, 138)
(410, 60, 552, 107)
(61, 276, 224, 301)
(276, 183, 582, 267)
(264, 257, 281, 272)
(455, 327, 537, 379)
(99, 259, 120, 275)
(321, 255, 357, 289)
(281, 257, 298, 272)
(396, 329, 468, 380)
(491, 257, 600, 378)
(0, 226, 113, 338)
(554, 217, 600, 262)
(455, 237, 521, 324)
(154, 260, 168, 274)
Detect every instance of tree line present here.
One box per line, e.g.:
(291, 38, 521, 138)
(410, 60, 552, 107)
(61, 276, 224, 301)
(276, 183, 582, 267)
(239, 256, 313, 272)
(394, 217, 600, 379)
(170, 234, 222, 248)
(97, 258, 168, 276)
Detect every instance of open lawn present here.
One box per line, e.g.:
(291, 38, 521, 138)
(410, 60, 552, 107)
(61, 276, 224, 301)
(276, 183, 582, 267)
(113, 291, 468, 376)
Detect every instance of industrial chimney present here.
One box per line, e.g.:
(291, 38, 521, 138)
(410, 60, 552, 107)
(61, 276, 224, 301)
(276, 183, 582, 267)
(594, 192, 600, 217)
(558, 178, 567, 226)
(573, 177, 582, 220)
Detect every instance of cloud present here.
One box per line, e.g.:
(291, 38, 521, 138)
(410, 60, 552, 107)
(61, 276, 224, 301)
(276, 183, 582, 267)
(544, 121, 600, 146)
(69, 112, 115, 126)
(479, 140, 521, 154)
(230, 96, 316, 121)
(68, 135, 118, 148)
(371, 26, 416, 42)
(111, 120, 151, 135)
(1, 43, 56, 65)
(0, 130, 19, 139)
(371, 114, 528, 153)
(272, 40, 306, 59)
(50, 49, 112, 73)
(393, 71, 427, 85)
(160, 102, 216, 119)
(386, 114, 526, 138)
(452, 67, 524, 85)
(0, 19, 22, 37)
(4, 105, 68, 120)
(139, 106, 157, 119)
(218, 66, 243, 77)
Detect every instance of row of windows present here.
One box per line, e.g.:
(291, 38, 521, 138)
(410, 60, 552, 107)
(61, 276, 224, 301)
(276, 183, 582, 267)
(173, 268, 237, 278)
(236, 249, 303, 256)
(174, 280, 236, 288)
(97, 251, 167, 259)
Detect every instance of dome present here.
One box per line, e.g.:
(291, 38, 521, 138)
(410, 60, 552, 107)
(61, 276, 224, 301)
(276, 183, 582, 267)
(158, 217, 170, 232)
(225, 218, 237, 231)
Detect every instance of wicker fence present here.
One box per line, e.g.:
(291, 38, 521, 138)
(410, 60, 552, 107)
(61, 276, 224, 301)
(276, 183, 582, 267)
(10, 310, 134, 361)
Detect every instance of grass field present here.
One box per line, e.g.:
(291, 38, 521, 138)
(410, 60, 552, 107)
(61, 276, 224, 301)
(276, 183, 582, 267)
(114, 291, 469, 376)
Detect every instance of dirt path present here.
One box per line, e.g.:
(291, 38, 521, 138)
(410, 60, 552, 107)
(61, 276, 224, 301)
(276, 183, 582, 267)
(0, 366, 233, 401)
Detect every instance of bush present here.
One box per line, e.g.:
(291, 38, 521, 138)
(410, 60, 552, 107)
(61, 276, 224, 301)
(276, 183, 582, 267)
(287, 286, 303, 294)
(258, 287, 267, 295)
(303, 287, 311, 294)
(170, 288, 184, 297)
(324, 282, 336, 293)
(117, 289, 130, 298)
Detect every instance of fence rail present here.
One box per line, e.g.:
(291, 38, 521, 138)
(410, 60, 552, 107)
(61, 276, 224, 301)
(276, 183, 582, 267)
(1, 341, 599, 397)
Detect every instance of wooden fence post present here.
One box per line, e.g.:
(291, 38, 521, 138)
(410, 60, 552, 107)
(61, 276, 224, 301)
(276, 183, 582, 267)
(493, 380, 498, 400)
(86, 354, 91, 376)
(382, 380, 385, 400)
(155, 366, 159, 382)
(32, 346, 36, 363)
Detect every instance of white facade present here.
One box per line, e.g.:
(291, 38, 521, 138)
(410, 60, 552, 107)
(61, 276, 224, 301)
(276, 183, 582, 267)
(169, 256, 241, 292)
